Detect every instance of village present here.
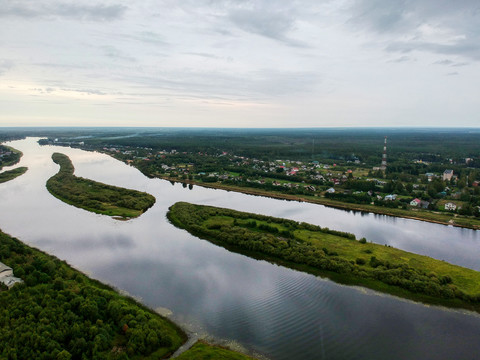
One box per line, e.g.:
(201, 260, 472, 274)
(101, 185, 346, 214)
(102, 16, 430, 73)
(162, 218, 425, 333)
(93, 144, 480, 217)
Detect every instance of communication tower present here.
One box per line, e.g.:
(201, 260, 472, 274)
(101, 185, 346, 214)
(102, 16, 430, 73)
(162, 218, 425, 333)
(380, 136, 387, 171)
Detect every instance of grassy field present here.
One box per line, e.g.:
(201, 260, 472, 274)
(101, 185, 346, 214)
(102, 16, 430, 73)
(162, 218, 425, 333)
(47, 153, 155, 219)
(0, 166, 27, 184)
(176, 341, 256, 360)
(168, 202, 480, 312)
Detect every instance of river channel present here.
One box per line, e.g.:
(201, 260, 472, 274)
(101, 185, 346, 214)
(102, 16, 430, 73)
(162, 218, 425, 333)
(1, 138, 479, 360)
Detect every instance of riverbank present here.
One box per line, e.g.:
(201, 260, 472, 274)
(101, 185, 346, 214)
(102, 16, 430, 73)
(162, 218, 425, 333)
(0, 229, 260, 359)
(168, 202, 480, 313)
(0, 229, 186, 359)
(47, 153, 156, 219)
(157, 175, 480, 230)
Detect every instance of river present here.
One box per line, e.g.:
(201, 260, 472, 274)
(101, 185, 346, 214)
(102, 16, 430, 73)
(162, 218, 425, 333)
(0, 138, 479, 360)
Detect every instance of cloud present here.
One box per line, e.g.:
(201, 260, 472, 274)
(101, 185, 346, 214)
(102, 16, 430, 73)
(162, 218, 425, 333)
(433, 59, 469, 67)
(388, 55, 414, 63)
(62, 88, 108, 95)
(0, 59, 13, 76)
(226, 4, 307, 47)
(348, 0, 480, 61)
(117, 67, 320, 101)
(101, 46, 136, 62)
(0, 1, 127, 21)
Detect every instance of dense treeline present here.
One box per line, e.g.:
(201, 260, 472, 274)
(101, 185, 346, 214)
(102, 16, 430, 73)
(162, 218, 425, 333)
(0, 167, 28, 184)
(46, 153, 155, 219)
(0, 230, 185, 360)
(26, 127, 480, 164)
(168, 202, 480, 311)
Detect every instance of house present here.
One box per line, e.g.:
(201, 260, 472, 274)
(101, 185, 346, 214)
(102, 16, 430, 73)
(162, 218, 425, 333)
(443, 169, 454, 181)
(0, 262, 22, 289)
(384, 194, 397, 201)
(420, 200, 430, 209)
(410, 198, 421, 207)
(0, 263, 13, 278)
(445, 202, 457, 211)
(326, 187, 335, 193)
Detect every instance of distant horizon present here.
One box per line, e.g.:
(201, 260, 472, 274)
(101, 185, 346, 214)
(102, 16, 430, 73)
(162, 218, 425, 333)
(1, 125, 480, 130)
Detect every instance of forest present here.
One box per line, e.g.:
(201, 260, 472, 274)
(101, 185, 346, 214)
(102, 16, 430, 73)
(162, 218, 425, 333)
(0, 230, 186, 360)
(168, 202, 480, 312)
(46, 153, 156, 219)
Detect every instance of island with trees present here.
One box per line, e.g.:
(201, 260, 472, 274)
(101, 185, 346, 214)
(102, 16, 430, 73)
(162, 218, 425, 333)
(168, 202, 480, 312)
(46, 153, 156, 219)
(0, 144, 28, 184)
(0, 166, 28, 184)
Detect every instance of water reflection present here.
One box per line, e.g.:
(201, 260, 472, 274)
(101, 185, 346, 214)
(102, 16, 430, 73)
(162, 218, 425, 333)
(0, 138, 479, 360)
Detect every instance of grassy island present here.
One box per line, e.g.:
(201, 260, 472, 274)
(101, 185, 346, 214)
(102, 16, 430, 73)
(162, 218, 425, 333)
(0, 166, 28, 184)
(47, 153, 155, 219)
(177, 341, 257, 360)
(0, 230, 186, 359)
(168, 202, 480, 312)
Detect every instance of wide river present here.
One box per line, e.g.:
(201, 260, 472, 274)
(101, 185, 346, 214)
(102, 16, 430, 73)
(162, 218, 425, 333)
(1, 138, 479, 360)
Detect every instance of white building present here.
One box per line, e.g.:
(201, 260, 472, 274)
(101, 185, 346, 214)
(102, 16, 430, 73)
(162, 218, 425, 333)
(0, 263, 13, 278)
(384, 194, 397, 201)
(445, 202, 457, 211)
(0, 262, 22, 289)
(443, 169, 454, 181)
(410, 198, 421, 207)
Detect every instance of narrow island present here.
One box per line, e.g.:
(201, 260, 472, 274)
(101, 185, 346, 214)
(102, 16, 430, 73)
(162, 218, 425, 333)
(0, 166, 28, 184)
(168, 202, 480, 312)
(46, 153, 156, 219)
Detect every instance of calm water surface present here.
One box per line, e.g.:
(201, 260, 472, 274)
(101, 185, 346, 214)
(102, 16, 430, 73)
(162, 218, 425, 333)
(1, 138, 479, 360)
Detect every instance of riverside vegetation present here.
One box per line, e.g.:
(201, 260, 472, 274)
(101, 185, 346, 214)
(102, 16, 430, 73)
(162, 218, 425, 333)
(168, 202, 480, 312)
(0, 144, 27, 184)
(0, 230, 186, 359)
(46, 153, 155, 219)
(0, 230, 259, 360)
(176, 341, 256, 360)
(0, 167, 28, 184)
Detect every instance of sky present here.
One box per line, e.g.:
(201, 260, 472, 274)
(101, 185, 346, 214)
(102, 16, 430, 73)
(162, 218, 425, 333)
(0, 0, 479, 128)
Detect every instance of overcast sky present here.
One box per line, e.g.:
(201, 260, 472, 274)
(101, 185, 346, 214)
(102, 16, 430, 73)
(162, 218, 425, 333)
(0, 0, 479, 127)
